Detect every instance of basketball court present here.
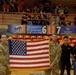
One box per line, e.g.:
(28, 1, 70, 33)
(10, 70, 74, 75)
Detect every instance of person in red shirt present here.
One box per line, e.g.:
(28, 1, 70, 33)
(18, 3, 23, 12)
(2, 1, 10, 12)
(3, 1, 7, 12)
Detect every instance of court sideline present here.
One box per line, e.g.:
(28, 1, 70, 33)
(10, 70, 74, 75)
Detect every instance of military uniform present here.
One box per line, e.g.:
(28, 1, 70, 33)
(0, 43, 11, 75)
(44, 41, 62, 75)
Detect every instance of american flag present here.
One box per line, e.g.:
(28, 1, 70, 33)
(8, 40, 50, 70)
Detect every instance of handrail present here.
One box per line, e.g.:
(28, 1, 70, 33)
(0, 12, 76, 25)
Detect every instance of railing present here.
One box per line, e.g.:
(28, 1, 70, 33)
(0, 12, 51, 25)
(0, 12, 76, 26)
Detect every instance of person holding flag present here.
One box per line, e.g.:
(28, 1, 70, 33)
(44, 34, 62, 75)
(0, 34, 11, 75)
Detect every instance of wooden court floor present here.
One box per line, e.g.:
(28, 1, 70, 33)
(10, 70, 74, 75)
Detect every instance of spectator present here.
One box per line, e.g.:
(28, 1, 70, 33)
(0, 0, 4, 6)
(55, 5, 59, 14)
(52, 16, 60, 26)
(63, 5, 68, 17)
(74, 17, 76, 26)
(21, 15, 28, 25)
(59, 4, 62, 9)
(65, 17, 69, 26)
(18, 3, 23, 12)
(43, 2, 51, 13)
(52, 3, 56, 13)
(10, 1, 15, 12)
(59, 15, 65, 26)
(13, 0, 18, 12)
(2, 1, 10, 12)
(59, 7, 64, 15)
(33, 5, 39, 12)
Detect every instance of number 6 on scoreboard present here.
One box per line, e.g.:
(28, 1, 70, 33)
(57, 27, 61, 34)
(42, 26, 46, 34)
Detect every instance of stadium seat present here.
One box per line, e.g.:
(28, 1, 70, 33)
(74, 36, 76, 40)
(24, 35, 31, 39)
(57, 36, 62, 40)
(25, 39, 32, 42)
(37, 36, 43, 39)
(12, 35, 18, 39)
(62, 36, 65, 39)
(18, 35, 24, 39)
(58, 40, 63, 43)
(31, 35, 37, 39)
(32, 39, 41, 41)
(43, 36, 49, 40)
(72, 40, 76, 44)
(68, 36, 74, 40)
(69, 44, 75, 47)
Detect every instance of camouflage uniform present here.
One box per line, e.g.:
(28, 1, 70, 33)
(44, 41, 62, 75)
(0, 43, 11, 75)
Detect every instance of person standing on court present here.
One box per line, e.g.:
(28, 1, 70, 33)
(60, 36, 73, 75)
(0, 34, 11, 75)
(44, 34, 62, 75)
(72, 44, 76, 75)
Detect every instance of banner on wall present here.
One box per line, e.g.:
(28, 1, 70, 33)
(8, 25, 26, 33)
(0, 25, 8, 33)
(26, 25, 47, 34)
(56, 26, 76, 34)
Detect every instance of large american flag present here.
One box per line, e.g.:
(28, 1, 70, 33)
(8, 40, 50, 70)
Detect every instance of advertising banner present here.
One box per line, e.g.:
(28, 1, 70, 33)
(26, 25, 47, 34)
(8, 25, 26, 33)
(0, 25, 8, 33)
(56, 26, 76, 34)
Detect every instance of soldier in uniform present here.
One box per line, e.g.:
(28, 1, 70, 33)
(44, 34, 62, 75)
(0, 34, 11, 75)
(0, 48, 7, 75)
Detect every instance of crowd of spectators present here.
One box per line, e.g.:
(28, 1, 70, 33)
(2, 0, 52, 12)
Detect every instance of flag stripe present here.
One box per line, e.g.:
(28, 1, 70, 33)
(27, 50, 49, 54)
(27, 40, 49, 45)
(10, 63, 50, 67)
(27, 43, 49, 47)
(10, 61, 49, 64)
(27, 48, 49, 52)
(10, 56, 49, 60)
(9, 54, 49, 58)
(10, 65, 50, 68)
(10, 58, 49, 62)
(26, 45, 49, 50)
(27, 52, 49, 56)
